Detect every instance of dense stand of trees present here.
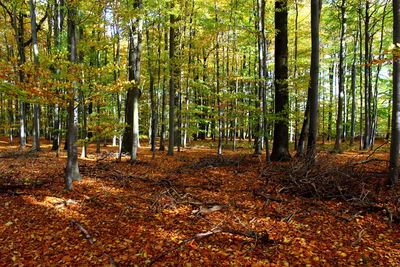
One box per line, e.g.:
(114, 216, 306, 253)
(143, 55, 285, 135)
(0, 0, 398, 189)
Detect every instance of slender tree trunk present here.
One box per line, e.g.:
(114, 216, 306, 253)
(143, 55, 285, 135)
(389, 0, 400, 185)
(293, 0, 299, 149)
(271, 0, 291, 161)
(12, 7, 27, 148)
(364, 1, 371, 149)
(65, 2, 81, 191)
(29, 0, 41, 152)
(358, 7, 364, 150)
(216, 7, 222, 155)
(159, 31, 168, 151)
(307, 0, 321, 157)
(146, 30, 157, 158)
(327, 64, 334, 141)
(51, 0, 64, 153)
(334, 0, 346, 152)
(128, 0, 142, 162)
(350, 31, 359, 147)
(168, 9, 176, 156)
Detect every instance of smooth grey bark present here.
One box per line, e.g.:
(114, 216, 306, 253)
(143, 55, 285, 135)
(80, 91, 88, 158)
(389, 0, 400, 185)
(293, 0, 299, 149)
(306, 0, 321, 157)
(358, 7, 364, 150)
(350, 32, 358, 147)
(168, 9, 176, 156)
(271, 0, 291, 161)
(65, 2, 81, 191)
(122, 0, 142, 161)
(363, 1, 372, 149)
(14, 7, 27, 148)
(51, 0, 64, 153)
(159, 30, 168, 151)
(334, 0, 346, 153)
(29, 0, 41, 152)
(146, 29, 157, 159)
(215, 6, 222, 156)
(327, 64, 334, 141)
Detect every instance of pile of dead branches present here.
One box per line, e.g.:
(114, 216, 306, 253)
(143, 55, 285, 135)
(270, 154, 385, 204)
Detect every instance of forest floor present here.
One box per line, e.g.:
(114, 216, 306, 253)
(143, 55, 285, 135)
(1, 137, 400, 266)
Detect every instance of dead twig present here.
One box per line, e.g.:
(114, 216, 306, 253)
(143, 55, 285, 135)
(349, 158, 389, 166)
(252, 189, 287, 203)
(70, 219, 117, 266)
(351, 229, 366, 246)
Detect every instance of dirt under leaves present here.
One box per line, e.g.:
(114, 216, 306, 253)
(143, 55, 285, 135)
(1, 137, 400, 266)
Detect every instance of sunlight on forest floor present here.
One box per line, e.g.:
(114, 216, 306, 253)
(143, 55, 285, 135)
(1, 137, 400, 265)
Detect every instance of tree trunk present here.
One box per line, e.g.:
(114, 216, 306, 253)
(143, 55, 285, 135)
(216, 7, 222, 156)
(271, 0, 291, 161)
(168, 8, 176, 156)
(334, 0, 346, 153)
(293, 0, 299, 149)
(307, 0, 321, 158)
(146, 29, 157, 158)
(327, 64, 334, 141)
(65, 2, 81, 191)
(363, 1, 371, 149)
(350, 31, 359, 147)
(12, 6, 27, 148)
(29, 0, 41, 152)
(389, 0, 400, 185)
(159, 31, 168, 151)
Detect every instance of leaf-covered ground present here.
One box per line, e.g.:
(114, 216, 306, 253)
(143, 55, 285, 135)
(1, 137, 400, 266)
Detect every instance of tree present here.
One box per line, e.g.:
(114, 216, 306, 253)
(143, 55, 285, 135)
(29, 0, 41, 152)
(389, 0, 400, 185)
(333, 0, 346, 153)
(307, 0, 322, 157)
(65, 0, 81, 191)
(271, 0, 291, 161)
(168, 3, 177, 156)
(122, 0, 143, 162)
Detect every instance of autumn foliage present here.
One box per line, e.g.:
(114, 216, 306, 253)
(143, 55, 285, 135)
(1, 138, 400, 265)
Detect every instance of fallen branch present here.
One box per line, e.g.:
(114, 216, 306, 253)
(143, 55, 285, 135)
(281, 208, 309, 223)
(70, 219, 95, 244)
(150, 226, 270, 265)
(302, 201, 360, 222)
(70, 219, 117, 266)
(349, 158, 389, 166)
(351, 229, 365, 246)
(366, 140, 389, 160)
(252, 189, 287, 203)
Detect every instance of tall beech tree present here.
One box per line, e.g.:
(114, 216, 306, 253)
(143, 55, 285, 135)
(389, 0, 400, 186)
(65, 0, 81, 191)
(29, 0, 41, 152)
(333, 0, 346, 153)
(271, 0, 291, 161)
(307, 0, 321, 157)
(122, 0, 143, 162)
(168, 4, 177, 156)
